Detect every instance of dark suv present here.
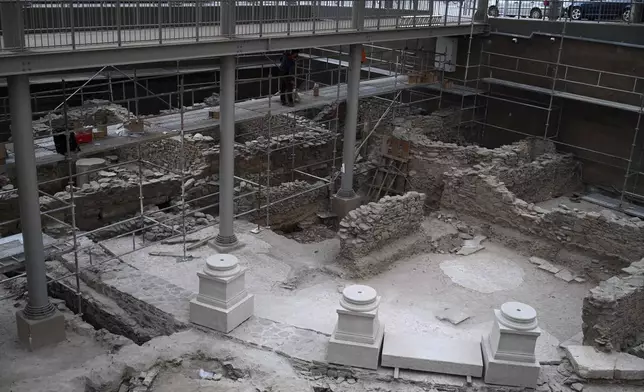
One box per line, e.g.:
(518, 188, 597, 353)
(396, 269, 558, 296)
(567, 0, 636, 21)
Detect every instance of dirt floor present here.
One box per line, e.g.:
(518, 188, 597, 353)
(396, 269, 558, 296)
(99, 216, 595, 365)
(0, 286, 115, 390)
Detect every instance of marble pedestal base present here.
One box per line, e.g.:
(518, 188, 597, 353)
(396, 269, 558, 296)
(190, 293, 254, 333)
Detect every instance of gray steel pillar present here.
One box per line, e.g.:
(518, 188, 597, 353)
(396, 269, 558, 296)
(221, 0, 236, 36)
(10, 75, 66, 350)
(352, 0, 365, 30)
(214, 56, 239, 248)
(337, 44, 363, 198)
(631, 0, 643, 23)
(0, 1, 25, 50)
(9, 75, 54, 319)
(474, 0, 490, 22)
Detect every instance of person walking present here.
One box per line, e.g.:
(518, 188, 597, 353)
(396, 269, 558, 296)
(278, 50, 299, 107)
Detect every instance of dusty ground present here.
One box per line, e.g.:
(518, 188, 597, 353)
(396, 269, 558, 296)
(0, 286, 122, 391)
(100, 216, 594, 365)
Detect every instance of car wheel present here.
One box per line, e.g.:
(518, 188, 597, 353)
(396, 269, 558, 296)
(569, 6, 582, 20)
(623, 8, 631, 22)
(530, 8, 543, 18)
(488, 6, 499, 17)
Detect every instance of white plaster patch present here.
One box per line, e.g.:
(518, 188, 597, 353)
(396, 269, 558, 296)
(440, 254, 524, 293)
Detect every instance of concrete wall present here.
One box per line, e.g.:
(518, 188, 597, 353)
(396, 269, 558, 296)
(582, 259, 644, 352)
(474, 33, 644, 195)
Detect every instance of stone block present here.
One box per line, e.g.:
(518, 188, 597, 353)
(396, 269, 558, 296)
(16, 309, 66, 350)
(565, 345, 644, 380)
(332, 193, 362, 219)
(381, 332, 483, 377)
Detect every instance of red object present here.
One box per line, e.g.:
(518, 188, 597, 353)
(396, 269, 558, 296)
(543, 1, 549, 5)
(75, 128, 93, 144)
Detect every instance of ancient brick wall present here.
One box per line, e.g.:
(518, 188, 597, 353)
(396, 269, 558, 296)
(582, 259, 644, 352)
(338, 191, 426, 261)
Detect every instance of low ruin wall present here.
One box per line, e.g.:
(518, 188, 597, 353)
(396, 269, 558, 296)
(582, 259, 644, 352)
(338, 191, 426, 265)
(440, 169, 644, 270)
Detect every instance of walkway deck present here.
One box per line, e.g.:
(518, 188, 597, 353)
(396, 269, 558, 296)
(8, 74, 435, 166)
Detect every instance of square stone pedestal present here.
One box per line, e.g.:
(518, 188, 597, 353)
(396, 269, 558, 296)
(482, 333, 540, 388)
(189, 254, 254, 333)
(481, 302, 541, 388)
(332, 193, 362, 219)
(326, 285, 384, 370)
(190, 294, 254, 333)
(328, 320, 384, 369)
(16, 309, 66, 350)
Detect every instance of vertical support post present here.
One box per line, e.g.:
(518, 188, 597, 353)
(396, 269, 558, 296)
(352, 0, 365, 30)
(221, 0, 236, 37)
(9, 75, 66, 349)
(631, 0, 643, 23)
(214, 55, 239, 249)
(474, 0, 490, 22)
(0, 1, 26, 50)
(332, 44, 363, 218)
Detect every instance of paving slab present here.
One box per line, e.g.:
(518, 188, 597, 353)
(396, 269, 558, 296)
(565, 345, 644, 380)
(381, 332, 483, 377)
(554, 268, 575, 282)
(565, 345, 616, 379)
(435, 308, 470, 325)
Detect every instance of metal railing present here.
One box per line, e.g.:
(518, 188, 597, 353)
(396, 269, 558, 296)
(0, 0, 477, 51)
(486, 0, 644, 23)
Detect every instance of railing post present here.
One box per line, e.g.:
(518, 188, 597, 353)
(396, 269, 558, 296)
(631, 0, 643, 23)
(69, 0, 76, 49)
(158, 0, 163, 44)
(474, 0, 490, 22)
(195, 0, 201, 41)
(116, 0, 122, 46)
(221, 0, 236, 37)
(0, 0, 26, 51)
(352, 0, 365, 30)
(259, 0, 264, 37)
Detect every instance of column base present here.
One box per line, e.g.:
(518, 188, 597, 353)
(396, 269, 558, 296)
(189, 294, 254, 333)
(327, 320, 384, 370)
(208, 237, 245, 253)
(16, 309, 66, 350)
(481, 334, 540, 388)
(331, 193, 362, 219)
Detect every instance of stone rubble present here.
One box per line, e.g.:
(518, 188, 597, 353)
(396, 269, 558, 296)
(32, 99, 132, 137)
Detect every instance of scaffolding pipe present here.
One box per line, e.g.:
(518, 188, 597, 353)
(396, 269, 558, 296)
(8, 74, 57, 320)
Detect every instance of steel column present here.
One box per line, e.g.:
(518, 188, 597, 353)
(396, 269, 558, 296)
(337, 44, 363, 198)
(352, 0, 365, 30)
(474, 0, 490, 22)
(8, 75, 56, 320)
(215, 56, 239, 247)
(0, 1, 25, 50)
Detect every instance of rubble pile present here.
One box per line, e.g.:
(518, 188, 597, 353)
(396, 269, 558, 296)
(32, 99, 132, 137)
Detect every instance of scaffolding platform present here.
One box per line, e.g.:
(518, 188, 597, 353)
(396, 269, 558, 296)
(7, 74, 425, 167)
(481, 77, 643, 113)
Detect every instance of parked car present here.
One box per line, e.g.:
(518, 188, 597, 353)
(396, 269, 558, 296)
(567, 0, 633, 21)
(488, 0, 547, 18)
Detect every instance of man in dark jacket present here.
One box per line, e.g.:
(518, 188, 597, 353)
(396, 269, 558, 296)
(278, 50, 299, 107)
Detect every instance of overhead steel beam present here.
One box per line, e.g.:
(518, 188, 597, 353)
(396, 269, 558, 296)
(0, 24, 487, 77)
